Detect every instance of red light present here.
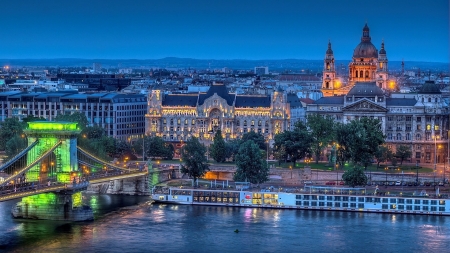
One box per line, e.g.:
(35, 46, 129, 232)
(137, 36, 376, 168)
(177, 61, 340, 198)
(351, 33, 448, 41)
(245, 195, 251, 199)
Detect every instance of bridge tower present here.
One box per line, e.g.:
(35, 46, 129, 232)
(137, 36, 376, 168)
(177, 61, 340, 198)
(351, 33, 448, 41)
(24, 121, 80, 184)
(12, 121, 93, 221)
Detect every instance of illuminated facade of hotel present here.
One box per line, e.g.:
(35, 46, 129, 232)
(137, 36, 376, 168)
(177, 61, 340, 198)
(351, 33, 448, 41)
(145, 82, 290, 147)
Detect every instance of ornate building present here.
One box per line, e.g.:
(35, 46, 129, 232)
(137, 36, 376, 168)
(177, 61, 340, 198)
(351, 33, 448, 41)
(308, 81, 449, 165)
(322, 24, 391, 97)
(145, 82, 290, 154)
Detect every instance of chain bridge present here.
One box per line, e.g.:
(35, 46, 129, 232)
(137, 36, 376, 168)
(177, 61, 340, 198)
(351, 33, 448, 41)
(0, 121, 148, 221)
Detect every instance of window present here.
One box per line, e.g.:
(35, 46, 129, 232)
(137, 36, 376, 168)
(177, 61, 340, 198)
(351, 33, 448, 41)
(387, 116, 393, 121)
(406, 124, 411, 131)
(406, 116, 412, 121)
(406, 133, 411, 140)
(415, 152, 421, 159)
(417, 117, 421, 122)
(416, 134, 421, 141)
(434, 125, 439, 131)
(426, 124, 431, 131)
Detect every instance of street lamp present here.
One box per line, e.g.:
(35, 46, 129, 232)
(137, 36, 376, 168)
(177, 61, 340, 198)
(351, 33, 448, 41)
(384, 167, 388, 188)
(416, 161, 419, 184)
(434, 135, 438, 190)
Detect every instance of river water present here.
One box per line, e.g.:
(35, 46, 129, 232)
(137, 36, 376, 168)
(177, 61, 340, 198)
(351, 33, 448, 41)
(1, 194, 450, 253)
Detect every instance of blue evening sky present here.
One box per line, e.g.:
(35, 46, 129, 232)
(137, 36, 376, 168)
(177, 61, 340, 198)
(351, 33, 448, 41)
(1, 0, 448, 62)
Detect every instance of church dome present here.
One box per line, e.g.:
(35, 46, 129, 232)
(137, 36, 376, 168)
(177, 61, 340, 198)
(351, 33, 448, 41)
(347, 82, 384, 97)
(353, 42, 378, 58)
(419, 81, 441, 94)
(352, 23, 378, 59)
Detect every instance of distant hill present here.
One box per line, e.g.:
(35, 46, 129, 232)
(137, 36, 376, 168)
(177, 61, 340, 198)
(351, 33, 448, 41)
(0, 57, 447, 72)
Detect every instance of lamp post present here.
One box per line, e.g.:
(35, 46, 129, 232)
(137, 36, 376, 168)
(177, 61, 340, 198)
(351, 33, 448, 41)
(434, 135, 438, 190)
(385, 167, 388, 188)
(416, 161, 419, 185)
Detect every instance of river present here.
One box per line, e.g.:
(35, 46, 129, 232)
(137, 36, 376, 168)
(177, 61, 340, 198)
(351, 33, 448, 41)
(1, 194, 449, 253)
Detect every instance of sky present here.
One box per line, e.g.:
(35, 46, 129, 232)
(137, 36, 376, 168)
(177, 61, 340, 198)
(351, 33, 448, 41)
(0, 0, 448, 62)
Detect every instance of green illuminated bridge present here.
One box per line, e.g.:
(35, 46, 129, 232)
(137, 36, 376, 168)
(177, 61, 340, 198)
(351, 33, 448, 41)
(0, 121, 148, 221)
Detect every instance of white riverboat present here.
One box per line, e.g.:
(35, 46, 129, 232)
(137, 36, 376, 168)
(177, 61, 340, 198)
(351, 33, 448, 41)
(151, 186, 450, 216)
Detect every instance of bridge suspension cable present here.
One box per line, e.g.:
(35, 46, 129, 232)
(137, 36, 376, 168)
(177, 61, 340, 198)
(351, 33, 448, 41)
(0, 140, 39, 172)
(77, 147, 138, 172)
(0, 141, 62, 186)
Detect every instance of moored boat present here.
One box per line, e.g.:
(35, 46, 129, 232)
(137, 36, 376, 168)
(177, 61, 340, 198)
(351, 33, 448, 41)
(151, 186, 450, 216)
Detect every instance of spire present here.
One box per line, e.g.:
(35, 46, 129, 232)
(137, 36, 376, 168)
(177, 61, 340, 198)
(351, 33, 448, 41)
(326, 40, 333, 55)
(361, 23, 371, 42)
(379, 39, 386, 54)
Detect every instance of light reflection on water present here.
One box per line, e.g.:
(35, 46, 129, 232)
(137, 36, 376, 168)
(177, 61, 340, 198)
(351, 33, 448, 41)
(1, 194, 450, 252)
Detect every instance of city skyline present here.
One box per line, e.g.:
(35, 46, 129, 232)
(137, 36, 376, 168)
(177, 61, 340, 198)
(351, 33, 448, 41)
(1, 0, 448, 63)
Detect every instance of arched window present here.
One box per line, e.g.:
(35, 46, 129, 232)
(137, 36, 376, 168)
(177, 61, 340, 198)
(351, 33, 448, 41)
(326, 82, 329, 89)
(365, 71, 369, 78)
(326, 63, 330, 70)
(355, 70, 358, 78)
(360, 70, 363, 78)
(396, 133, 402, 140)
(243, 120, 247, 126)
(406, 133, 411, 140)
(428, 98, 431, 102)
(416, 134, 421, 140)
(435, 98, 438, 102)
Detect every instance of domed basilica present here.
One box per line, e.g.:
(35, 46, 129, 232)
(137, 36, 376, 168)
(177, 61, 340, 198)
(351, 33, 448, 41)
(321, 24, 389, 97)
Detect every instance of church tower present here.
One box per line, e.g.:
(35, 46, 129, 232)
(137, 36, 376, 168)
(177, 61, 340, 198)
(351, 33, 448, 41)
(321, 41, 337, 97)
(376, 40, 389, 89)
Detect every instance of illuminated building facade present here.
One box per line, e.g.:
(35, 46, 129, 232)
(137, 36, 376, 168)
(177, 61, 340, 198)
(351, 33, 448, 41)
(308, 81, 449, 164)
(322, 24, 391, 97)
(145, 82, 290, 146)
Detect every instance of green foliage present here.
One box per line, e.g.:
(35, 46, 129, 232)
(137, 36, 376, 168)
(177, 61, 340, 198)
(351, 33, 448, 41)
(22, 115, 46, 123)
(0, 118, 25, 150)
(240, 131, 266, 150)
(225, 139, 240, 161)
(131, 136, 173, 160)
(374, 145, 393, 169)
(5, 135, 27, 159)
(54, 112, 88, 130)
(210, 130, 226, 162)
(334, 122, 352, 167)
(395, 145, 412, 165)
(336, 118, 385, 168)
(306, 114, 335, 163)
(181, 137, 209, 184)
(234, 140, 269, 184)
(273, 121, 313, 166)
(81, 126, 106, 139)
(342, 167, 368, 187)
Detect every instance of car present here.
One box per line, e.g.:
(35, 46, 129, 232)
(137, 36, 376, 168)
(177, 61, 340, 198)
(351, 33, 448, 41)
(425, 182, 431, 186)
(407, 182, 413, 186)
(389, 182, 395, 186)
(438, 182, 444, 186)
(402, 182, 408, 186)
(395, 181, 401, 186)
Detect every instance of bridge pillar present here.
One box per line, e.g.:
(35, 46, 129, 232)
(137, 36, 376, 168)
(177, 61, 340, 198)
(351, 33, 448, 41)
(24, 122, 81, 184)
(12, 122, 93, 221)
(11, 189, 93, 221)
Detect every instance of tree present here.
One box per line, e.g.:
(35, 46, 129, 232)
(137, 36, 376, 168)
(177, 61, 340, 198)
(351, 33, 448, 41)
(339, 118, 384, 169)
(54, 112, 88, 130)
(240, 131, 266, 150)
(5, 135, 27, 159)
(22, 115, 46, 123)
(342, 167, 368, 187)
(306, 114, 335, 164)
(81, 126, 106, 139)
(0, 118, 25, 150)
(395, 145, 412, 165)
(374, 145, 393, 169)
(181, 137, 209, 185)
(234, 140, 269, 185)
(210, 130, 226, 162)
(334, 122, 353, 167)
(273, 121, 313, 166)
(225, 139, 240, 161)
